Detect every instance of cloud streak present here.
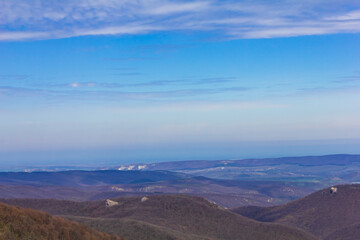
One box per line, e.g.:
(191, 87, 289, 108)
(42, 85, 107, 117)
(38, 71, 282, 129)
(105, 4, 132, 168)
(333, 72, 360, 83)
(1, 0, 360, 41)
(0, 83, 251, 101)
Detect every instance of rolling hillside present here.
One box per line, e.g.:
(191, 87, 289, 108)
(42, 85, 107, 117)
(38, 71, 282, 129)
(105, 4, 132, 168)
(233, 184, 360, 239)
(0, 202, 122, 240)
(0, 195, 318, 240)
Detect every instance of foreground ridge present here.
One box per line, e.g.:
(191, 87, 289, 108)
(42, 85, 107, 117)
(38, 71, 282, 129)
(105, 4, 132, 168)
(1, 195, 317, 240)
(0, 202, 122, 240)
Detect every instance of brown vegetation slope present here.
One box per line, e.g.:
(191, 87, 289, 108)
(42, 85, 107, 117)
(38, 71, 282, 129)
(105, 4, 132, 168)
(233, 184, 360, 239)
(323, 222, 360, 240)
(1, 195, 318, 240)
(0, 202, 122, 240)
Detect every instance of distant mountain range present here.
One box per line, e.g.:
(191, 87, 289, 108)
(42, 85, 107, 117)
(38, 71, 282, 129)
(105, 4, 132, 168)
(0, 170, 187, 186)
(116, 154, 360, 170)
(0, 154, 359, 208)
(0, 170, 318, 207)
(115, 154, 360, 182)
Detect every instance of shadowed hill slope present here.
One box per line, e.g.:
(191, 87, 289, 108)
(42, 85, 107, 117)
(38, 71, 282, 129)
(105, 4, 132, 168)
(1, 195, 318, 240)
(0, 202, 122, 240)
(324, 222, 360, 240)
(233, 184, 360, 239)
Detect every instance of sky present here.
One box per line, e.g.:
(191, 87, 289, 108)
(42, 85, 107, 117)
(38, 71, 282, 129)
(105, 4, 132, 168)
(0, 0, 360, 169)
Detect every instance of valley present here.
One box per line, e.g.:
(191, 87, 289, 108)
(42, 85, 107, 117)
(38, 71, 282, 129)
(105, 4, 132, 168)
(1, 154, 360, 239)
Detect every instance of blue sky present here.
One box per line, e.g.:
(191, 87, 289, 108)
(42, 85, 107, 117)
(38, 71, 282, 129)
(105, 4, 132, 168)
(0, 0, 360, 168)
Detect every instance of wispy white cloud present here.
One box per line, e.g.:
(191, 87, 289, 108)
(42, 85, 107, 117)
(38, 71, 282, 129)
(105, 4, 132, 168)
(68, 82, 95, 88)
(0, 0, 360, 40)
(325, 10, 360, 21)
(0, 31, 52, 41)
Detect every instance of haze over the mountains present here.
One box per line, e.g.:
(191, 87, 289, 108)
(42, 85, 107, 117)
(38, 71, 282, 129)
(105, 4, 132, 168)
(0, 154, 358, 208)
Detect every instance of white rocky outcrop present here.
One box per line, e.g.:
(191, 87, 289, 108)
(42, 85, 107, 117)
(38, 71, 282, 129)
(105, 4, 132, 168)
(141, 196, 149, 202)
(111, 186, 125, 192)
(330, 186, 338, 194)
(105, 199, 119, 207)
